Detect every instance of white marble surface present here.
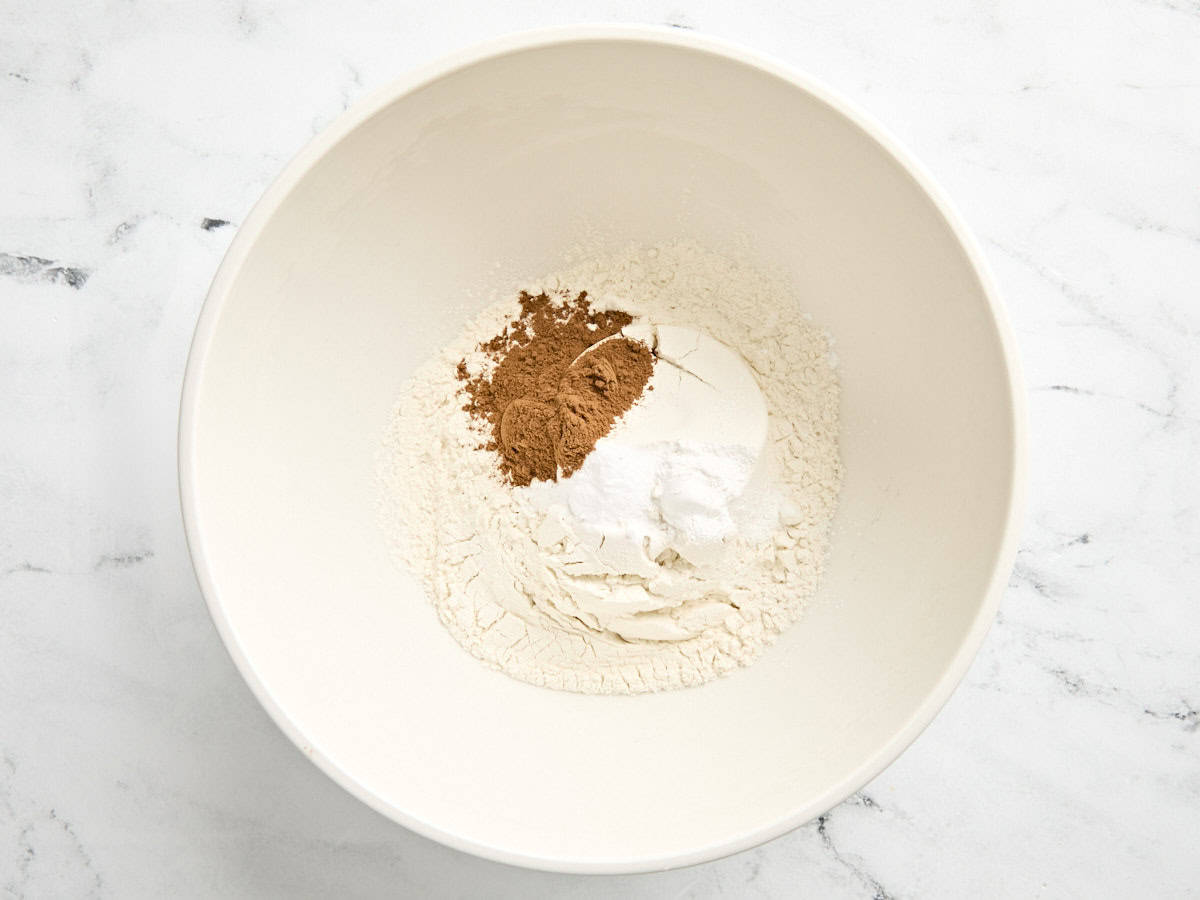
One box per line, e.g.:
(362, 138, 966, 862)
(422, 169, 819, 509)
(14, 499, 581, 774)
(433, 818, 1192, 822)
(2, 0, 1198, 896)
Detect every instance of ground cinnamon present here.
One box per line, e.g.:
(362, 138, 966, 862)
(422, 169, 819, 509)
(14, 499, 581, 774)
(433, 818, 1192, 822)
(458, 291, 654, 485)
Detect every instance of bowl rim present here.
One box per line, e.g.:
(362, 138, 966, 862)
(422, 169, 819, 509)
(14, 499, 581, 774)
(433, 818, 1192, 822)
(178, 23, 1028, 875)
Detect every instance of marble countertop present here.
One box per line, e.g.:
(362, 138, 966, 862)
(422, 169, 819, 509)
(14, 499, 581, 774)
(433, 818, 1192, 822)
(2, 1, 1197, 896)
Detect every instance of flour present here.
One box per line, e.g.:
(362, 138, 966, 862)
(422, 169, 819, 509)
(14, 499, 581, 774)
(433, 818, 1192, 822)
(378, 242, 842, 694)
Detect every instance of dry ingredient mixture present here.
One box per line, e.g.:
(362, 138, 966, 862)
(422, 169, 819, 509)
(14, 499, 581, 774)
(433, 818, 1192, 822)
(378, 243, 842, 694)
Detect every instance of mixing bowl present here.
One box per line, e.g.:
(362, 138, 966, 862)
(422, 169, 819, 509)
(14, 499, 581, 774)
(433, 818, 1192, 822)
(179, 26, 1025, 873)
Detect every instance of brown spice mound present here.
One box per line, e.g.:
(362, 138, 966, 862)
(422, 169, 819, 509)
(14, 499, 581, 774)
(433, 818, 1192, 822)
(458, 291, 655, 485)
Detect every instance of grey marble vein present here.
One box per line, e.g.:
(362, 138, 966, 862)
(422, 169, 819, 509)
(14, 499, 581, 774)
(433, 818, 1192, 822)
(0, 252, 90, 289)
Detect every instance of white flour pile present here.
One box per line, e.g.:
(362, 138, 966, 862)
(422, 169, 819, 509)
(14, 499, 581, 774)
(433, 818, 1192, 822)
(378, 243, 842, 694)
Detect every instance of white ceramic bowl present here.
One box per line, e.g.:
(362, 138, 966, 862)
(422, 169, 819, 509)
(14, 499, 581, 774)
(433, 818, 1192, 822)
(180, 26, 1025, 873)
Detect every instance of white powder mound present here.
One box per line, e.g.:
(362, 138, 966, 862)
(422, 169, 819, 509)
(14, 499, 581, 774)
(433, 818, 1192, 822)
(525, 320, 784, 642)
(377, 242, 842, 694)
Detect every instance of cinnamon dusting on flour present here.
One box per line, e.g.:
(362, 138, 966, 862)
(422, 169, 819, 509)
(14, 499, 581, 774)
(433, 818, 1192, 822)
(457, 291, 654, 485)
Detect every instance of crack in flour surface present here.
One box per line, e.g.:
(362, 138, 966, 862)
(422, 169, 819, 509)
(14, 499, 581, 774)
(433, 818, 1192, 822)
(378, 243, 842, 694)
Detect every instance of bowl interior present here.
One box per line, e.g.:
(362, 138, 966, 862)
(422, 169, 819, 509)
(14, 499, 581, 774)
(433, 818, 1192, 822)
(184, 33, 1019, 871)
